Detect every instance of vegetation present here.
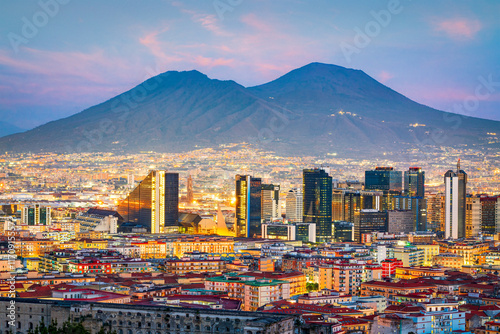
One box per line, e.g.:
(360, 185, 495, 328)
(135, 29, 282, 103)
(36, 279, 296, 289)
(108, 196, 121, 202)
(27, 320, 116, 334)
(306, 282, 319, 292)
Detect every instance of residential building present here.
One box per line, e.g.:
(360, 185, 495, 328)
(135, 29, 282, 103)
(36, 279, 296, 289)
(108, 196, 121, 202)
(317, 261, 363, 295)
(205, 274, 291, 311)
(381, 258, 403, 277)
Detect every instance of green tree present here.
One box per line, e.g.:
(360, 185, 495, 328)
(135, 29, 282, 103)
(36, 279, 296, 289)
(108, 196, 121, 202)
(27, 320, 92, 334)
(306, 282, 319, 292)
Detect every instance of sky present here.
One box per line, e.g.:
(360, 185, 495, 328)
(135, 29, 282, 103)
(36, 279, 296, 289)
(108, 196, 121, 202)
(1, 0, 500, 129)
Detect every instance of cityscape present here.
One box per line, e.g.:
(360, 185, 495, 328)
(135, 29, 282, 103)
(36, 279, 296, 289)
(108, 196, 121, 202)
(1, 1, 500, 334)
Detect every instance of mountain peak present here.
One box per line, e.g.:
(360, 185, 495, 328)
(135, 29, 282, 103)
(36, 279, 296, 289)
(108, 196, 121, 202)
(1, 62, 499, 157)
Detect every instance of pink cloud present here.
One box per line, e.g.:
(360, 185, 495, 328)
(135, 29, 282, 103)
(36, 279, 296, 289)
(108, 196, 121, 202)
(139, 27, 184, 65)
(241, 13, 273, 33)
(377, 71, 394, 84)
(176, 5, 230, 37)
(434, 18, 482, 40)
(194, 56, 235, 68)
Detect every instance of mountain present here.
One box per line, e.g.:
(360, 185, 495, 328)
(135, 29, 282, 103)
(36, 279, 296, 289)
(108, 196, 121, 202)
(0, 121, 25, 137)
(0, 63, 499, 157)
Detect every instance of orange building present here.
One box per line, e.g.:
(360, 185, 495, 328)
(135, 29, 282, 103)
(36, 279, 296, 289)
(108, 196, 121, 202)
(360, 280, 437, 299)
(131, 240, 168, 259)
(172, 237, 234, 258)
(318, 262, 363, 295)
(14, 239, 55, 257)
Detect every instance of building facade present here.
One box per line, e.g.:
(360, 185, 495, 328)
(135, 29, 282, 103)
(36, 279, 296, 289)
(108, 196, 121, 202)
(444, 162, 467, 239)
(303, 168, 332, 243)
(117, 170, 179, 233)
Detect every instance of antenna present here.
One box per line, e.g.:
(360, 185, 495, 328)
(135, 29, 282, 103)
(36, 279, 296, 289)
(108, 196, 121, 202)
(457, 158, 461, 173)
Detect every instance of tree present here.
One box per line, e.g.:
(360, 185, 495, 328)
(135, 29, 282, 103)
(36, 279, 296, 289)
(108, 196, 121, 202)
(97, 327, 117, 334)
(27, 320, 92, 334)
(306, 282, 319, 292)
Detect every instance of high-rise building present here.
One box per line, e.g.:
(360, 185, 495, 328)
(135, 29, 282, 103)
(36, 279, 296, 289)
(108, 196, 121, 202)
(21, 204, 51, 225)
(355, 209, 387, 242)
(332, 189, 383, 224)
(426, 192, 445, 232)
(117, 170, 179, 233)
(186, 174, 194, 204)
(480, 195, 499, 236)
(393, 195, 427, 231)
(401, 167, 426, 232)
(261, 184, 281, 221)
(387, 210, 414, 233)
(332, 221, 354, 242)
(286, 188, 303, 222)
(444, 161, 467, 239)
(365, 167, 402, 192)
(235, 175, 262, 238)
(404, 167, 425, 197)
(303, 168, 332, 243)
(466, 196, 482, 237)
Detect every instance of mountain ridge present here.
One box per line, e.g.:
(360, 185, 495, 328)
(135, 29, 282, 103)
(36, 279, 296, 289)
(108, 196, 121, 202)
(1, 62, 499, 157)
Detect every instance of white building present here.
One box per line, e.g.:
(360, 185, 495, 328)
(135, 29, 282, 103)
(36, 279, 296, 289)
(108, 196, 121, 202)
(444, 161, 467, 239)
(286, 188, 303, 222)
(261, 184, 281, 221)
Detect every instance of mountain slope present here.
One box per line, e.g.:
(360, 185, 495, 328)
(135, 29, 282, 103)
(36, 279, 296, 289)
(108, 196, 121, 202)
(248, 62, 500, 152)
(0, 70, 298, 154)
(0, 63, 498, 156)
(0, 121, 25, 137)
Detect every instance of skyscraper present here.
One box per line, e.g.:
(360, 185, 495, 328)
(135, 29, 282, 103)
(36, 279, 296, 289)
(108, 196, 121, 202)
(426, 192, 445, 232)
(303, 168, 332, 243)
(261, 184, 281, 221)
(393, 195, 427, 231)
(117, 170, 179, 233)
(365, 167, 402, 192)
(444, 160, 467, 239)
(355, 209, 387, 242)
(466, 195, 482, 237)
(235, 175, 262, 238)
(480, 195, 499, 236)
(404, 167, 425, 197)
(286, 188, 303, 222)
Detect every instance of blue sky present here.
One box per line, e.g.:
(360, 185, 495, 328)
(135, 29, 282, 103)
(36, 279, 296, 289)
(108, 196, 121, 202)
(1, 0, 499, 129)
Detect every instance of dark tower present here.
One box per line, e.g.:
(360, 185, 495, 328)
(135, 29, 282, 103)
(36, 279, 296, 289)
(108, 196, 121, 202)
(303, 168, 333, 243)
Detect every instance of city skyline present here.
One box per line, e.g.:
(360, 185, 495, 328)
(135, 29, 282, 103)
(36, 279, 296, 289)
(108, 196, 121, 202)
(1, 3, 500, 333)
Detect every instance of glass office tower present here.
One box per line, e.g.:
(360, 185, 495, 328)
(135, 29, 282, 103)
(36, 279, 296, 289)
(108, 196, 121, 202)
(365, 167, 402, 192)
(117, 170, 179, 233)
(404, 167, 425, 197)
(303, 168, 332, 243)
(235, 175, 262, 238)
